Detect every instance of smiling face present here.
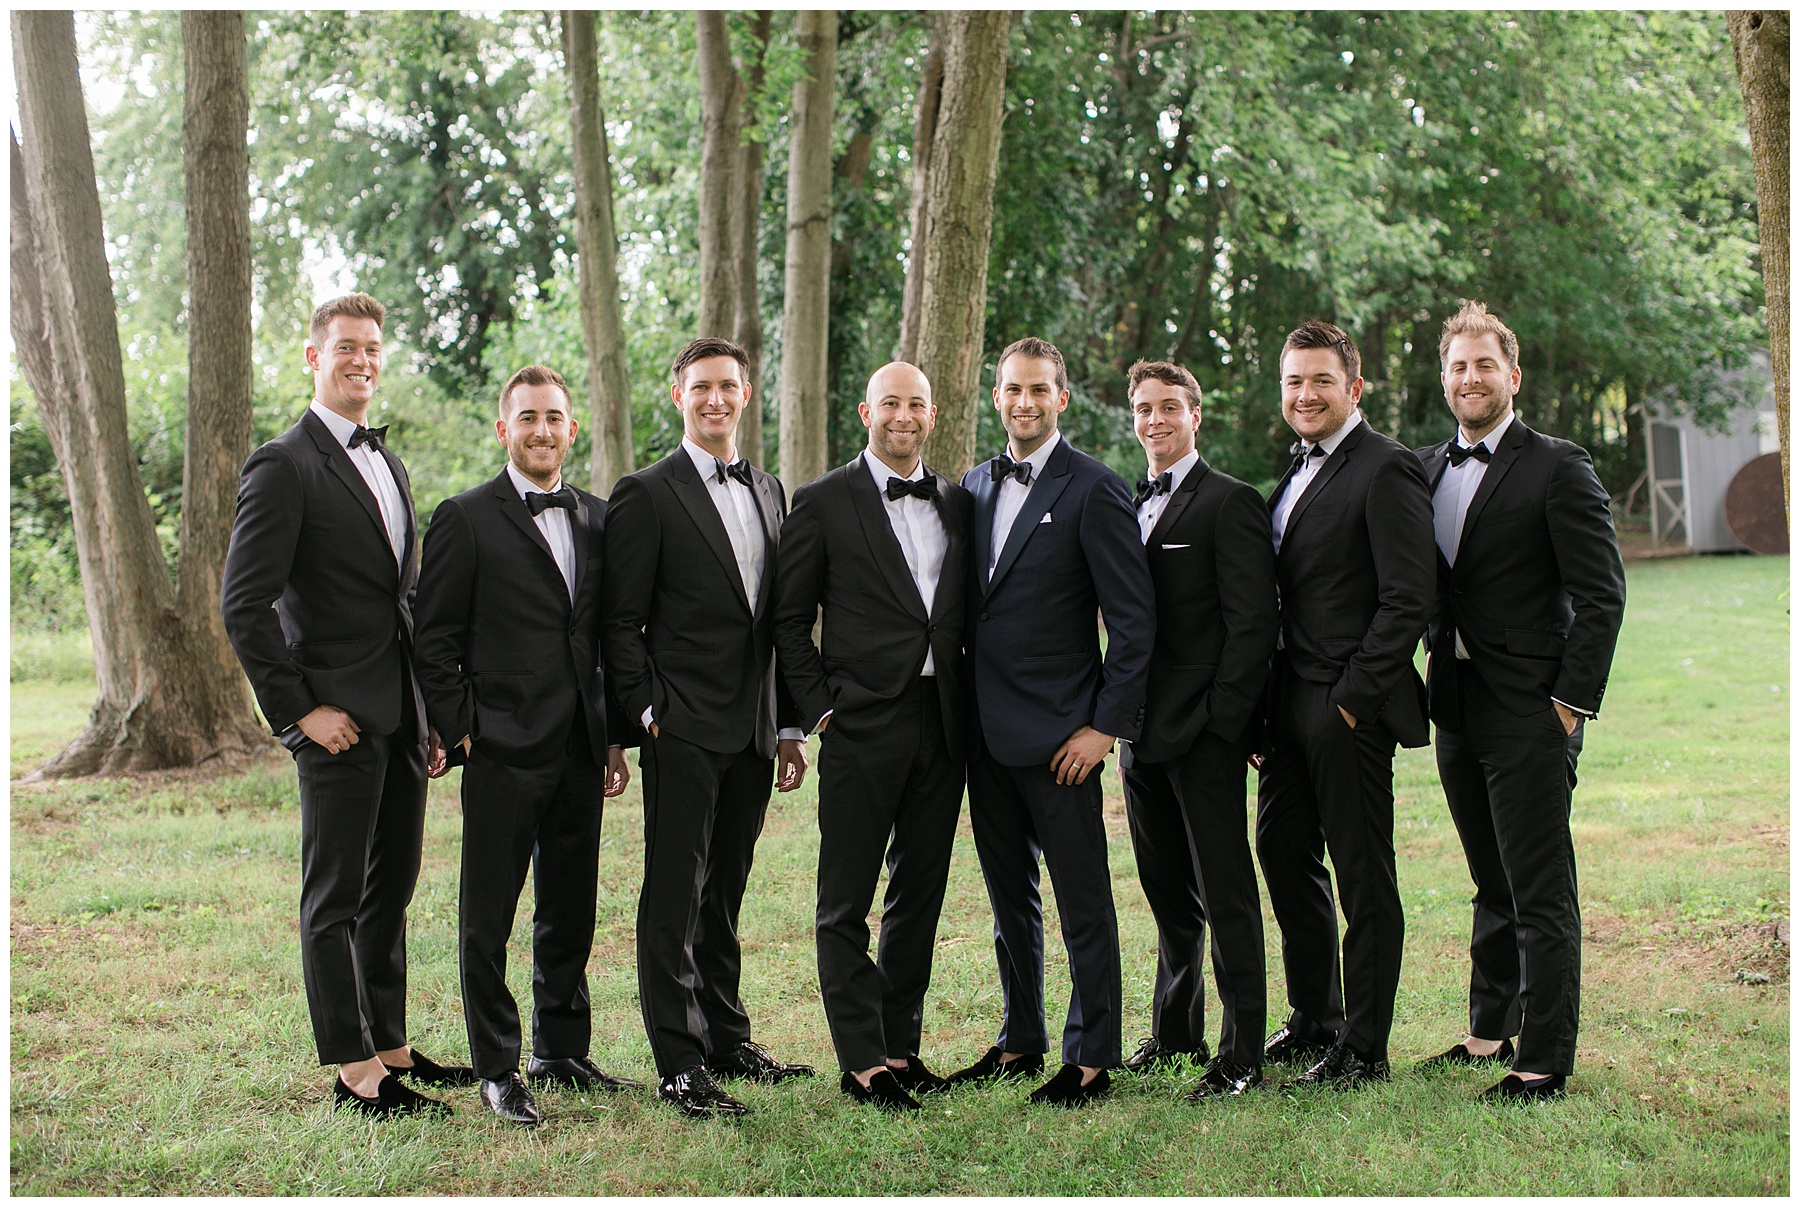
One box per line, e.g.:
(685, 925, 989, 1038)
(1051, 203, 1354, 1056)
(497, 381, 577, 490)
(993, 354, 1068, 457)
(1280, 346, 1362, 444)
(672, 354, 748, 458)
(1441, 331, 1520, 440)
(306, 316, 383, 422)
(1131, 378, 1201, 473)
(860, 363, 936, 472)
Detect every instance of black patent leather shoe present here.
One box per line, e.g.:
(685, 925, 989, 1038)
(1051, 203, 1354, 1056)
(945, 1046, 1046, 1086)
(1123, 1035, 1209, 1075)
(708, 1040, 816, 1084)
(527, 1054, 644, 1093)
(481, 1073, 542, 1127)
(886, 1055, 950, 1095)
(389, 1049, 477, 1088)
(1280, 1043, 1390, 1092)
(1263, 1023, 1335, 1066)
(1417, 1037, 1516, 1070)
(658, 1065, 751, 1118)
(1183, 1058, 1264, 1100)
(333, 1073, 452, 1118)
(840, 1069, 921, 1112)
(1027, 1064, 1111, 1107)
(1481, 1072, 1567, 1102)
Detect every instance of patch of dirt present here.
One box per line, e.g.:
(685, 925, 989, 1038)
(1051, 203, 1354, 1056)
(1584, 911, 1790, 985)
(1746, 824, 1789, 851)
(10, 745, 289, 790)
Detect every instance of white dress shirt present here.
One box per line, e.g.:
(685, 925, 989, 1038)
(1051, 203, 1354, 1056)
(863, 449, 950, 676)
(309, 400, 407, 568)
(505, 462, 576, 602)
(1270, 408, 1362, 553)
(1136, 448, 1200, 544)
(989, 430, 1062, 575)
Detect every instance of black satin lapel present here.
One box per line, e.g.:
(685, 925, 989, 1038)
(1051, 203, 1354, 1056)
(494, 476, 561, 576)
(1283, 446, 1350, 540)
(970, 468, 998, 595)
(850, 465, 929, 622)
(1268, 462, 1299, 514)
(669, 455, 752, 615)
(568, 493, 592, 602)
(305, 412, 390, 552)
(1148, 459, 1207, 546)
(1426, 442, 1451, 493)
(1459, 423, 1526, 548)
(987, 468, 1073, 600)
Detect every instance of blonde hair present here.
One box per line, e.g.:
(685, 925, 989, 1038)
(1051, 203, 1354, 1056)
(1438, 300, 1519, 370)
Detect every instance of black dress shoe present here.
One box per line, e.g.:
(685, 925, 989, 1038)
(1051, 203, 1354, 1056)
(333, 1074, 452, 1118)
(707, 1040, 816, 1084)
(658, 1066, 750, 1118)
(1263, 1024, 1334, 1066)
(1481, 1072, 1567, 1102)
(1123, 1035, 1209, 1075)
(1280, 1043, 1390, 1092)
(527, 1054, 644, 1093)
(1183, 1058, 1264, 1100)
(886, 1055, 950, 1095)
(1027, 1064, 1111, 1107)
(1417, 1037, 1516, 1070)
(945, 1046, 1046, 1086)
(840, 1069, 921, 1112)
(481, 1073, 542, 1127)
(389, 1049, 478, 1088)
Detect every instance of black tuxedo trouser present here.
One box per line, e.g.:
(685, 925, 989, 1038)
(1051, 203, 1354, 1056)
(458, 720, 604, 1080)
(815, 680, 963, 1072)
(1123, 729, 1267, 1068)
(294, 694, 428, 1066)
(637, 730, 773, 1077)
(1255, 662, 1403, 1063)
(969, 746, 1123, 1069)
(1436, 661, 1584, 1075)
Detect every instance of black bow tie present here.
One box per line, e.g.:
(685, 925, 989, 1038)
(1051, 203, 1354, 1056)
(348, 424, 389, 451)
(1446, 442, 1493, 467)
(1288, 442, 1326, 474)
(714, 457, 755, 488)
(886, 474, 940, 502)
(1134, 471, 1173, 508)
(526, 485, 577, 516)
(991, 454, 1033, 486)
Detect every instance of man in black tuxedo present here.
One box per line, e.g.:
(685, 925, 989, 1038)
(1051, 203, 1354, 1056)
(1413, 302, 1625, 1101)
(221, 293, 473, 1117)
(601, 337, 813, 1118)
(946, 337, 1156, 1107)
(412, 364, 642, 1126)
(775, 362, 973, 1113)
(1256, 320, 1434, 1090)
(1117, 360, 1279, 1099)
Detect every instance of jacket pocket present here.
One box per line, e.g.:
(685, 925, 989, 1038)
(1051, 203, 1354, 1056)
(1504, 628, 1566, 660)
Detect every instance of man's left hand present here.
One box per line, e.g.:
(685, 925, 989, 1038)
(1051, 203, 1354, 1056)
(776, 737, 809, 792)
(1553, 700, 1578, 735)
(1338, 705, 1358, 730)
(1051, 726, 1115, 786)
(603, 746, 631, 797)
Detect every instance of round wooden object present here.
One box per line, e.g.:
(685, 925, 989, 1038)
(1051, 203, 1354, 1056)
(1724, 451, 1789, 554)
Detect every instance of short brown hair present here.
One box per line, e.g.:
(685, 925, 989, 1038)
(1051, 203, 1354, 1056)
(1126, 359, 1202, 414)
(1438, 300, 1519, 370)
(997, 336, 1069, 397)
(671, 337, 750, 388)
(498, 363, 573, 417)
(1281, 319, 1361, 383)
(309, 292, 385, 345)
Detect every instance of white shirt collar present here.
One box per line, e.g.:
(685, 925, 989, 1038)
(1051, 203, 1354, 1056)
(682, 436, 739, 480)
(1457, 409, 1515, 453)
(1306, 408, 1362, 456)
(863, 448, 927, 485)
(1007, 430, 1061, 475)
(309, 399, 369, 448)
(1146, 448, 1201, 493)
(505, 462, 563, 500)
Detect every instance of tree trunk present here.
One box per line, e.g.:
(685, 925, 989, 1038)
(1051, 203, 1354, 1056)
(896, 18, 945, 365)
(695, 10, 740, 337)
(563, 10, 634, 494)
(915, 11, 1011, 479)
(777, 8, 836, 491)
(732, 11, 774, 467)
(11, 10, 264, 776)
(1728, 10, 1790, 519)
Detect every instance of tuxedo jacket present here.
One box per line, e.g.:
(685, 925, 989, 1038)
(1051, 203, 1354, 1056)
(962, 437, 1156, 767)
(773, 457, 972, 758)
(1415, 419, 1626, 721)
(1267, 418, 1434, 749)
(1127, 456, 1279, 765)
(600, 448, 798, 759)
(412, 471, 630, 768)
(220, 409, 424, 740)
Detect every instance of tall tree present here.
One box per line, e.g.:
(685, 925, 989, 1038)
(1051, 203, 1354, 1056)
(695, 10, 741, 337)
(732, 11, 775, 467)
(562, 9, 634, 495)
(10, 10, 263, 776)
(896, 18, 944, 365)
(915, 11, 1011, 478)
(777, 8, 837, 490)
(1728, 9, 1790, 517)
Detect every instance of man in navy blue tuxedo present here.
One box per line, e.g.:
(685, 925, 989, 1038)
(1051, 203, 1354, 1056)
(945, 337, 1156, 1107)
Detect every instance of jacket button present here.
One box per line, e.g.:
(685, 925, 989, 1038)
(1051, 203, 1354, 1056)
(1451, 588, 1464, 598)
(979, 612, 988, 622)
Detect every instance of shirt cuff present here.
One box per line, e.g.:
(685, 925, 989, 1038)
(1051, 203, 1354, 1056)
(640, 706, 654, 729)
(777, 727, 806, 743)
(1551, 697, 1594, 718)
(812, 709, 834, 736)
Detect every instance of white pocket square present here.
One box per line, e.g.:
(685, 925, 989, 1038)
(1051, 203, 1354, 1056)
(1038, 514, 1053, 524)
(1162, 543, 1191, 549)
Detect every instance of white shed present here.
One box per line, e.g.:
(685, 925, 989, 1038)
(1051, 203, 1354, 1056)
(1643, 356, 1778, 552)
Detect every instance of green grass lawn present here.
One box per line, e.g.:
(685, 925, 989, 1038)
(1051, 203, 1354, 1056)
(10, 554, 1789, 1194)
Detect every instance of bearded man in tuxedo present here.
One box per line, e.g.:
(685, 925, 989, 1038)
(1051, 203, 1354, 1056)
(221, 292, 474, 1117)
